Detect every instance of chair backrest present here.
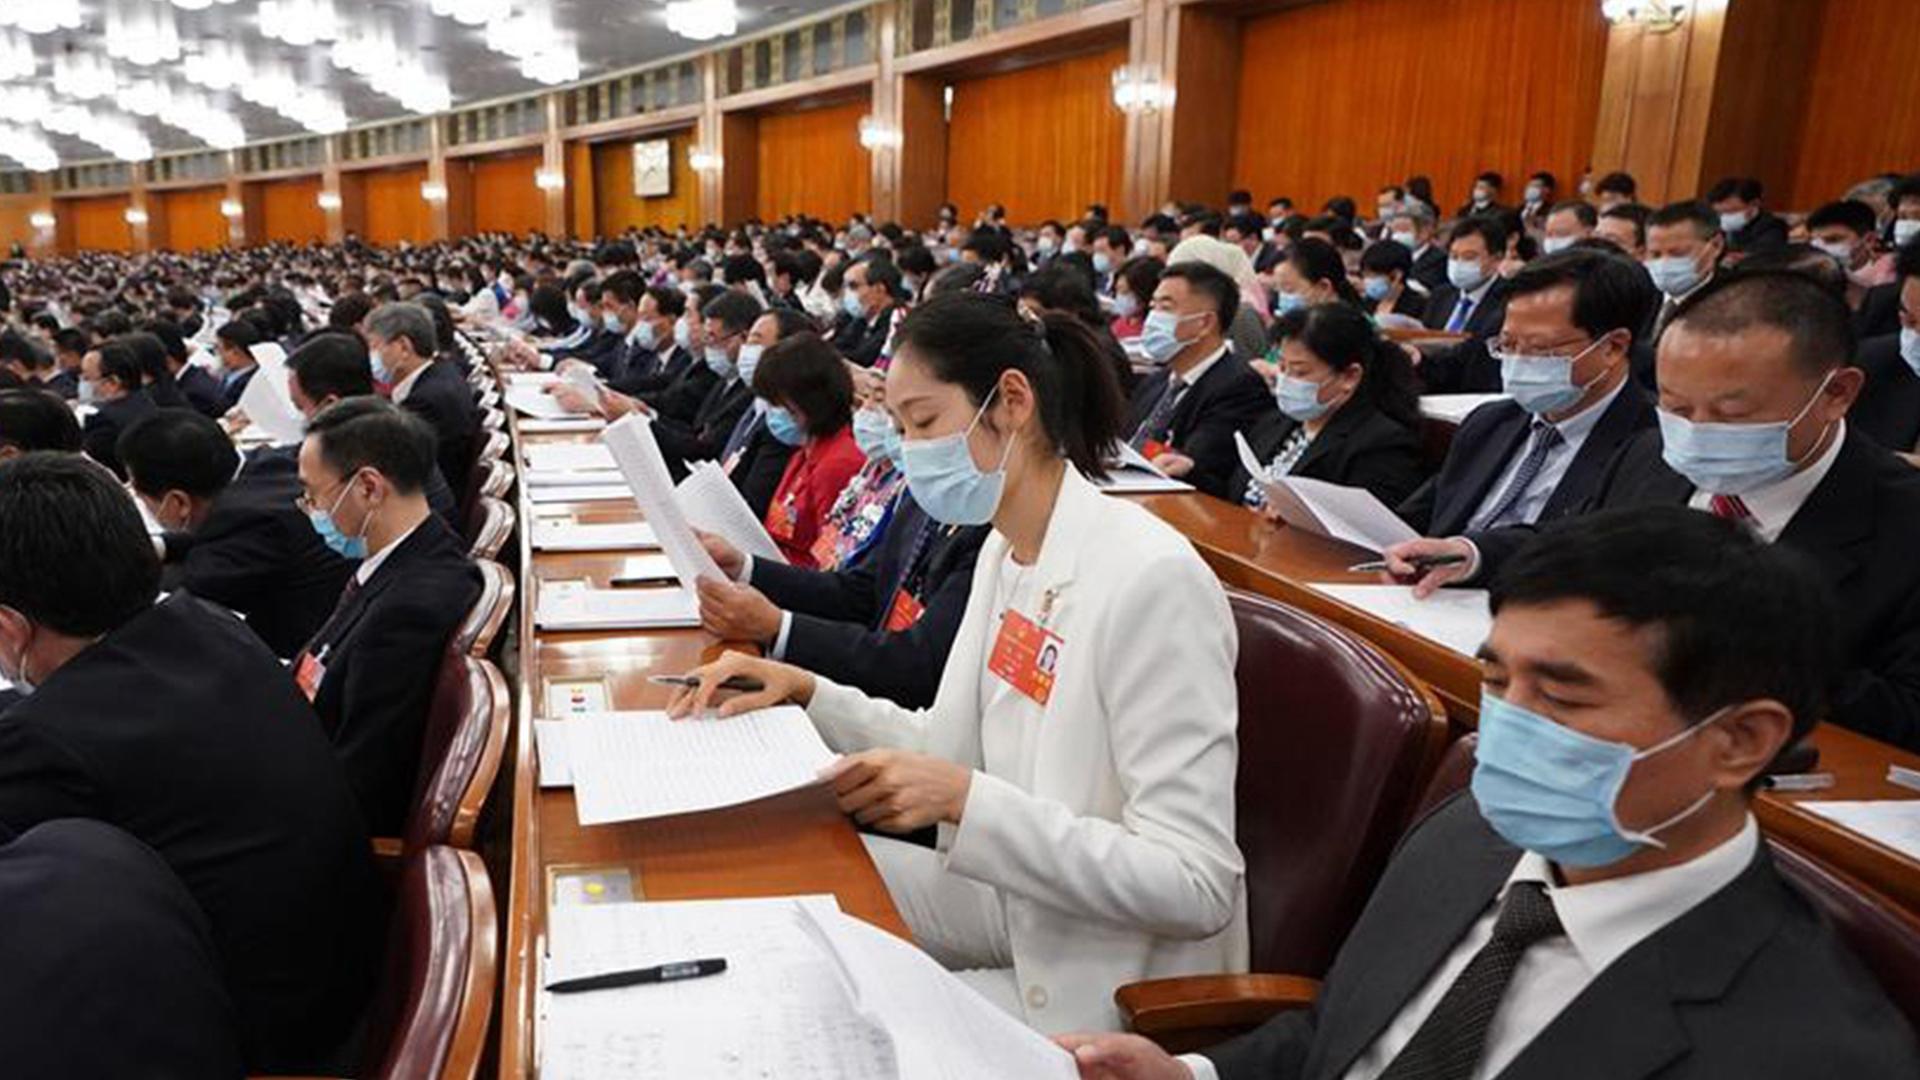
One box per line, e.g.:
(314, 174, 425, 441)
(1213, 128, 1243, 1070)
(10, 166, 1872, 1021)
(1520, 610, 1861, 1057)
(360, 846, 497, 1080)
(475, 387, 501, 411)
(1410, 733, 1478, 823)
(1769, 838, 1920, 1026)
(404, 652, 510, 851)
(480, 406, 506, 432)
(478, 457, 514, 500)
(1228, 588, 1449, 977)
(464, 496, 515, 562)
(451, 559, 515, 659)
(462, 430, 511, 511)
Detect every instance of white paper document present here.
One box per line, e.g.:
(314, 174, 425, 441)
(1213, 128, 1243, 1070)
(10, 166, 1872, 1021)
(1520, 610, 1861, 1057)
(600, 414, 725, 589)
(526, 484, 635, 505)
(524, 467, 626, 489)
(526, 442, 618, 472)
(534, 720, 573, 788)
(1420, 393, 1510, 425)
(531, 520, 660, 552)
(1796, 801, 1920, 859)
(1090, 442, 1197, 494)
(534, 584, 700, 632)
(1309, 583, 1492, 657)
(1236, 432, 1417, 553)
(565, 706, 836, 825)
(236, 347, 306, 445)
(677, 461, 787, 564)
(505, 384, 590, 420)
(520, 418, 608, 434)
(504, 371, 561, 387)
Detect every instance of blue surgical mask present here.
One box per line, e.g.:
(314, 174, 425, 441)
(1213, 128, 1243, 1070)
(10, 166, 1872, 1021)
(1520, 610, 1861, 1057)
(77, 378, 97, 404)
(1112, 293, 1140, 319)
(673, 318, 693, 351)
(1901, 328, 1920, 379)
(1719, 210, 1751, 234)
(1647, 255, 1704, 298)
(1390, 229, 1419, 250)
(900, 389, 1015, 526)
(735, 343, 764, 388)
(852, 406, 901, 465)
(1496, 338, 1606, 415)
(1896, 220, 1920, 248)
(1447, 258, 1487, 293)
(764, 405, 805, 446)
(704, 344, 734, 379)
(842, 290, 866, 319)
(567, 302, 589, 324)
(1139, 310, 1199, 366)
(1656, 371, 1833, 495)
(1093, 252, 1113, 276)
(370, 349, 393, 385)
(635, 320, 658, 350)
(306, 481, 369, 560)
(1541, 235, 1576, 255)
(602, 311, 626, 334)
(1274, 290, 1308, 317)
(1275, 374, 1333, 422)
(1472, 689, 1720, 868)
(1362, 276, 1391, 302)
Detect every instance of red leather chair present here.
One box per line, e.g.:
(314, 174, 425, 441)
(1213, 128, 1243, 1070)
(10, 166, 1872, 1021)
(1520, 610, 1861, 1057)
(1769, 839, 1920, 1026)
(464, 496, 515, 562)
(359, 846, 496, 1080)
(1117, 588, 1449, 1051)
(450, 560, 514, 659)
(401, 652, 510, 853)
(1411, 732, 1478, 822)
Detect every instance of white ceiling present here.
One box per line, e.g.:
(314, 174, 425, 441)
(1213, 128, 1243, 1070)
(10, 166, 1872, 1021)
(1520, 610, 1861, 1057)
(10, 0, 834, 164)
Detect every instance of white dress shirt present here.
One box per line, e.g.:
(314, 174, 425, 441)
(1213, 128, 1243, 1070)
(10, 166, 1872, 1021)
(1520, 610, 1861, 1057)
(389, 362, 430, 405)
(354, 520, 422, 585)
(1467, 378, 1627, 532)
(1685, 420, 1846, 543)
(1184, 816, 1759, 1080)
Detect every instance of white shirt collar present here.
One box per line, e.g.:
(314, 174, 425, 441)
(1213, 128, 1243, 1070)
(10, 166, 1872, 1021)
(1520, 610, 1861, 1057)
(1508, 814, 1758, 978)
(1175, 342, 1231, 388)
(1464, 275, 1497, 304)
(1546, 376, 1626, 443)
(355, 520, 424, 585)
(1686, 420, 1847, 543)
(390, 361, 431, 404)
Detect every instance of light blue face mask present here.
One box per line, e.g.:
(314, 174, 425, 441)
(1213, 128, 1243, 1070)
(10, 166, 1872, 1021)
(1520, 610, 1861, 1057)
(764, 405, 806, 447)
(1275, 374, 1334, 422)
(634, 320, 657, 350)
(1362, 276, 1391, 302)
(567, 302, 589, 324)
(602, 311, 625, 335)
(703, 344, 734, 378)
(370, 348, 393, 385)
(1647, 254, 1704, 298)
(1900, 328, 1920, 379)
(1471, 690, 1721, 869)
(1496, 337, 1607, 416)
(735, 343, 764, 388)
(1656, 372, 1832, 496)
(852, 406, 901, 466)
(77, 378, 97, 404)
(1093, 252, 1113, 276)
(900, 388, 1015, 526)
(842, 290, 866, 319)
(1112, 293, 1140, 320)
(1138, 310, 1199, 366)
(1447, 258, 1487, 293)
(306, 480, 369, 560)
(673, 318, 693, 351)
(1274, 290, 1308, 317)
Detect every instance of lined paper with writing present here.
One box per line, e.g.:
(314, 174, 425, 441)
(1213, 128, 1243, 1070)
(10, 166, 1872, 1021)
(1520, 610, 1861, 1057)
(565, 706, 836, 826)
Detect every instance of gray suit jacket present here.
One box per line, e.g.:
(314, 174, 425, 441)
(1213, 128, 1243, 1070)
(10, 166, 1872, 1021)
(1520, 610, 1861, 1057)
(1203, 795, 1918, 1080)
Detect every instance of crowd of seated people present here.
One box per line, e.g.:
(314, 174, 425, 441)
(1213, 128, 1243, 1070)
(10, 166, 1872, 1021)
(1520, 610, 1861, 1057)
(0, 158, 1916, 1074)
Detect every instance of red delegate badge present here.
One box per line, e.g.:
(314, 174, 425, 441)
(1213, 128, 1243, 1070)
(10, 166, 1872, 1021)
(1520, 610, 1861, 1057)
(809, 521, 845, 569)
(988, 609, 1063, 706)
(768, 498, 798, 542)
(293, 651, 326, 702)
(1140, 439, 1170, 461)
(884, 588, 926, 633)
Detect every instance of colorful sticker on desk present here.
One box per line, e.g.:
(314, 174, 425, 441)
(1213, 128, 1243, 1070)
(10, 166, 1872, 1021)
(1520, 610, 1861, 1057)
(769, 496, 798, 542)
(544, 677, 610, 718)
(884, 588, 926, 633)
(988, 609, 1063, 706)
(293, 648, 326, 702)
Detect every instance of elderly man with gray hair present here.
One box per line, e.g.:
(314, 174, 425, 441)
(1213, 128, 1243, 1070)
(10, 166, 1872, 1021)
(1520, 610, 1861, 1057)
(364, 301, 479, 495)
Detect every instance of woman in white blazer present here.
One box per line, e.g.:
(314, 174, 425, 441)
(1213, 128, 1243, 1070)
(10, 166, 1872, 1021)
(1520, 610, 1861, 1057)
(672, 292, 1248, 1033)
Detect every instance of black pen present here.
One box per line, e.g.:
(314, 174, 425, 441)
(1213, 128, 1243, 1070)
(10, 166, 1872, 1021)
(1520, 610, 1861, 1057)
(547, 957, 728, 994)
(647, 674, 766, 692)
(1347, 554, 1470, 573)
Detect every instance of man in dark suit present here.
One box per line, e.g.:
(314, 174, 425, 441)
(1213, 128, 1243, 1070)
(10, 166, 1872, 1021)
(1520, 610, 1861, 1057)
(1849, 242, 1919, 456)
(0, 453, 381, 1072)
(1396, 271, 1920, 752)
(1386, 203, 1448, 293)
(1708, 176, 1790, 260)
(719, 308, 811, 516)
(603, 283, 694, 396)
(652, 289, 760, 477)
(1398, 250, 1660, 536)
(79, 338, 158, 480)
(545, 277, 624, 377)
(367, 301, 480, 500)
(146, 318, 224, 418)
(1645, 201, 1726, 346)
(1061, 508, 1920, 1080)
(1416, 216, 1514, 393)
(213, 318, 264, 413)
(0, 819, 245, 1078)
(1128, 261, 1272, 500)
(833, 256, 901, 368)
(120, 410, 354, 658)
(589, 270, 656, 384)
(294, 398, 483, 834)
(634, 284, 725, 424)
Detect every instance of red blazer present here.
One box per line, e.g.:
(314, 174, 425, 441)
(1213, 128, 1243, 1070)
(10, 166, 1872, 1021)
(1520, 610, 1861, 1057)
(764, 425, 866, 568)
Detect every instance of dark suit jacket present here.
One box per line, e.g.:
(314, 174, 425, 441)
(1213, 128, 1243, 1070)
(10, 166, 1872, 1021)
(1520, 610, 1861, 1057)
(1203, 795, 1919, 1080)
(1229, 399, 1429, 509)
(749, 497, 989, 708)
(398, 358, 480, 499)
(1855, 283, 1902, 341)
(176, 363, 226, 418)
(1728, 209, 1790, 257)
(45, 368, 78, 400)
(1853, 332, 1920, 453)
(728, 414, 799, 518)
(1397, 383, 1656, 536)
(218, 365, 257, 413)
(301, 515, 483, 834)
(609, 342, 690, 397)
(551, 326, 624, 379)
(833, 305, 895, 367)
(1409, 245, 1449, 293)
(0, 594, 381, 1072)
(655, 374, 754, 478)
(1126, 349, 1274, 500)
(161, 452, 355, 657)
(640, 349, 720, 426)
(1418, 278, 1513, 393)
(82, 389, 157, 480)
(0, 819, 245, 1079)
(1474, 427, 1920, 750)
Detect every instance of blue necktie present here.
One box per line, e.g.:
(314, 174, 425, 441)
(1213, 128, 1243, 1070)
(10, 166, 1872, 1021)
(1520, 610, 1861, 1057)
(1445, 295, 1475, 333)
(720, 408, 761, 466)
(1476, 420, 1563, 529)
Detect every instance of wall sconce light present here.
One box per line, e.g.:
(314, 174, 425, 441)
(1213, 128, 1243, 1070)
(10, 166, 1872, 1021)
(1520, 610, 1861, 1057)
(28, 211, 55, 230)
(534, 169, 565, 192)
(124, 207, 150, 225)
(317, 190, 343, 210)
(421, 181, 448, 202)
(689, 148, 722, 172)
(857, 115, 902, 151)
(219, 198, 244, 218)
(1111, 64, 1175, 115)
(1601, 0, 1687, 32)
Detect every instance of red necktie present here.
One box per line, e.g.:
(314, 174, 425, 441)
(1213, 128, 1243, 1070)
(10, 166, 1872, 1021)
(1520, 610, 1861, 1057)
(1709, 494, 1752, 523)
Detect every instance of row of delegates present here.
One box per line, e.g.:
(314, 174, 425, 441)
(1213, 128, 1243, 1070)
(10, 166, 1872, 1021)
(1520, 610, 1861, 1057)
(672, 292, 1247, 1032)
(363, 302, 481, 499)
(1064, 508, 1920, 1079)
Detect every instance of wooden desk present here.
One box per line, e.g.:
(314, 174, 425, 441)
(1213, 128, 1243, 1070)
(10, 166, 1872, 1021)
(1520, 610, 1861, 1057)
(496, 415, 910, 1079)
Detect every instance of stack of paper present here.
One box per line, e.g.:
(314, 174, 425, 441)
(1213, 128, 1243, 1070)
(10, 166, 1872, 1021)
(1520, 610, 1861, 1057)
(505, 384, 592, 420)
(564, 706, 835, 825)
(504, 371, 561, 388)
(1796, 801, 1920, 859)
(526, 443, 618, 472)
(601, 415, 725, 588)
(535, 584, 700, 632)
(677, 461, 787, 563)
(525, 468, 626, 489)
(1420, 393, 1510, 425)
(531, 520, 660, 552)
(527, 485, 635, 505)
(520, 418, 608, 434)
(1309, 583, 1492, 658)
(533, 720, 573, 788)
(1093, 441, 1195, 494)
(1235, 433, 1418, 553)
(236, 344, 306, 445)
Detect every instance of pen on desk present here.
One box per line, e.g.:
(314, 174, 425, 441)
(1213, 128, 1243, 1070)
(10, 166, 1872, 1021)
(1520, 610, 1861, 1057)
(1766, 772, 1835, 793)
(547, 958, 728, 994)
(1347, 554, 1470, 574)
(647, 674, 767, 693)
(1887, 765, 1920, 793)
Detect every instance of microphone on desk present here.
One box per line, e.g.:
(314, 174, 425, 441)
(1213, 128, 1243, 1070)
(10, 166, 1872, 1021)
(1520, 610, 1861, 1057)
(547, 957, 729, 994)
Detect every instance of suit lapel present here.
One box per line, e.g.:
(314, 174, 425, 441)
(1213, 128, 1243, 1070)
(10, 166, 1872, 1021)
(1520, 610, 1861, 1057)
(1778, 430, 1879, 589)
(1291, 408, 1358, 477)
(1541, 385, 1648, 519)
(1436, 408, 1532, 535)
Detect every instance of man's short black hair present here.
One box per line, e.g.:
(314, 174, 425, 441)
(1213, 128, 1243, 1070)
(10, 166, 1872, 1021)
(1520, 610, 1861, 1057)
(1492, 506, 1838, 746)
(0, 452, 161, 636)
(1672, 269, 1856, 376)
(1898, 238, 1920, 282)
(1159, 261, 1240, 329)
(1506, 249, 1661, 344)
(1548, 200, 1598, 229)
(0, 390, 82, 454)
(303, 397, 434, 496)
(92, 341, 145, 391)
(287, 332, 374, 404)
(643, 285, 686, 320)
(1595, 171, 1638, 198)
(1805, 200, 1877, 238)
(701, 290, 763, 335)
(51, 328, 88, 358)
(1448, 215, 1509, 254)
(1706, 177, 1764, 204)
(118, 410, 240, 499)
(215, 318, 263, 353)
(1649, 200, 1721, 238)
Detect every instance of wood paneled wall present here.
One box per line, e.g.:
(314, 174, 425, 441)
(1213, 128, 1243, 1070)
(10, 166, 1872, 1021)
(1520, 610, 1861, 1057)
(256, 177, 326, 244)
(0, 194, 42, 251)
(59, 194, 132, 252)
(360, 164, 430, 246)
(593, 130, 702, 234)
(1233, 0, 1608, 215)
(1787, 0, 1920, 210)
(156, 186, 228, 251)
(946, 45, 1128, 225)
(467, 150, 545, 236)
(755, 98, 872, 223)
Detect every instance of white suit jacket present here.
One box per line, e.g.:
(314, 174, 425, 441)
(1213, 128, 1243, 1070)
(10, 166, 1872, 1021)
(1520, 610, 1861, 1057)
(807, 466, 1249, 1032)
